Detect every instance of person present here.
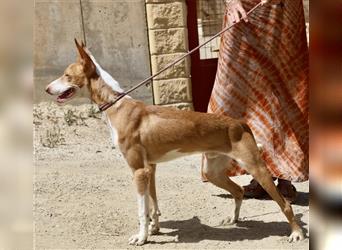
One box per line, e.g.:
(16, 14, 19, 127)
(201, 0, 309, 203)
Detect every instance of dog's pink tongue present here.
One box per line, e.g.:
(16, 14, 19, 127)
(57, 88, 75, 103)
(57, 96, 66, 103)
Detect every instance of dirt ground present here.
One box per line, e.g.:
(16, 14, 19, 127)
(34, 102, 309, 249)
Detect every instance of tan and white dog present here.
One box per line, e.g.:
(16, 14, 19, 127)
(45, 40, 304, 245)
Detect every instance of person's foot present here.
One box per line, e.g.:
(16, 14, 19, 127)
(243, 179, 267, 198)
(277, 179, 297, 204)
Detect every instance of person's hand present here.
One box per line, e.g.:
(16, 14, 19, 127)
(225, 0, 248, 23)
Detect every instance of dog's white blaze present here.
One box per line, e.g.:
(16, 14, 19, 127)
(106, 116, 119, 146)
(47, 78, 71, 95)
(137, 191, 149, 241)
(87, 52, 124, 93)
(153, 149, 198, 163)
(96, 66, 123, 93)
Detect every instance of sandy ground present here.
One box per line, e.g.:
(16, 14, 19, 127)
(34, 102, 309, 249)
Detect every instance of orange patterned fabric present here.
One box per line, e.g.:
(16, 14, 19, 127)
(203, 0, 309, 182)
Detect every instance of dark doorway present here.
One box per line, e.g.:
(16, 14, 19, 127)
(187, 0, 225, 112)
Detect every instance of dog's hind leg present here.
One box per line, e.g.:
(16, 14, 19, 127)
(230, 132, 304, 242)
(148, 164, 161, 235)
(248, 162, 303, 242)
(203, 154, 244, 225)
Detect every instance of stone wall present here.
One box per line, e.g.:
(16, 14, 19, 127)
(146, 0, 193, 110)
(34, 0, 152, 104)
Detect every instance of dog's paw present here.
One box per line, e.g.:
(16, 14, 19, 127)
(148, 224, 160, 235)
(288, 229, 304, 242)
(220, 217, 238, 226)
(128, 234, 147, 246)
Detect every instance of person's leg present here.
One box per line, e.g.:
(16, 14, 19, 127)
(277, 179, 298, 204)
(244, 178, 297, 203)
(243, 177, 277, 198)
(243, 178, 267, 198)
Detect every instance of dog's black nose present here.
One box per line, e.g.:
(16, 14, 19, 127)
(45, 86, 51, 94)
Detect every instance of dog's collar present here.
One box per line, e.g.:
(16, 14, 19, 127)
(98, 92, 126, 112)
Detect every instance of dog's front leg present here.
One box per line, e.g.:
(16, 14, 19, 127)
(128, 167, 151, 246)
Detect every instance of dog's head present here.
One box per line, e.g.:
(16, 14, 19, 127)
(45, 39, 97, 103)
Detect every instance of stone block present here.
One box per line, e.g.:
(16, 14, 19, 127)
(151, 53, 190, 79)
(146, 1, 187, 29)
(149, 28, 188, 54)
(153, 78, 192, 105)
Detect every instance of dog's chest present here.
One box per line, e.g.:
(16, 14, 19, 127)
(151, 149, 197, 163)
(106, 117, 119, 146)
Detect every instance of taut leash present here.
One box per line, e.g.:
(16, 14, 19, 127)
(99, 0, 265, 112)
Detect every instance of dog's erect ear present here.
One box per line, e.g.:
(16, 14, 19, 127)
(75, 38, 88, 61)
(74, 38, 97, 78)
(75, 39, 82, 62)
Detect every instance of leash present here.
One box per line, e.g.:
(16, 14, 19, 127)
(99, 0, 265, 112)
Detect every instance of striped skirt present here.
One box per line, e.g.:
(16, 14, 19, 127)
(202, 0, 309, 182)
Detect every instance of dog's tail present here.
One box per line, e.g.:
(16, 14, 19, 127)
(257, 143, 263, 153)
(241, 122, 263, 153)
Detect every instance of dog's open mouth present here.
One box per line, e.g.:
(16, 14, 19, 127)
(57, 87, 76, 103)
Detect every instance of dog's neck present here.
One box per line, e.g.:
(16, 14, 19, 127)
(86, 54, 128, 106)
(88, 77, 123, 105)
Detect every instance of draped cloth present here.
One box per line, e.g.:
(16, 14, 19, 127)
(202, 0, 309, 182)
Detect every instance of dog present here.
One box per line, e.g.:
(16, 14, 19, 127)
(45, 39, 304, 245)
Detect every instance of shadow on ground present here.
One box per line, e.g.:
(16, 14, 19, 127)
(214, 191, 309, 207)
(149, 214, 308, 245)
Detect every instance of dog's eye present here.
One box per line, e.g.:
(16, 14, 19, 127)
(65, 74, 70, 77)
